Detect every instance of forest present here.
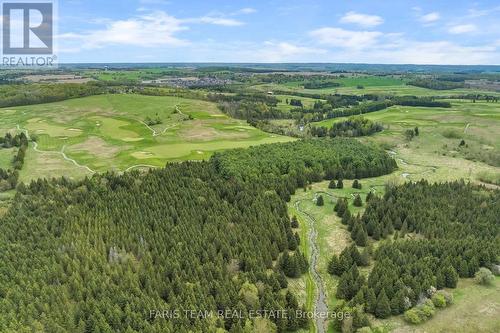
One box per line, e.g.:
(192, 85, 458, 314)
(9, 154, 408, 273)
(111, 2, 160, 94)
(0, 132, 28, 191)
(407, 78, 465, 90)
(329, 181, 500, 331)
(310, 117, 383, 138)
(0, 139, 396, 333)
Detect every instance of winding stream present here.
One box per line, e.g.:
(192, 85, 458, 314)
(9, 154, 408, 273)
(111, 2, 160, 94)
(294, 199, 328, 333)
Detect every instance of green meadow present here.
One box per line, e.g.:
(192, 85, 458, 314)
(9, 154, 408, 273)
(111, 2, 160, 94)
(0, 94, 293, 181)
(251, 77, 500, 97)
(314, 100, 500, 185)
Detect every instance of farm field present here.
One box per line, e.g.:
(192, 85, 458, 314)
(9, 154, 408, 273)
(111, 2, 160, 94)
(252, 81, 500, 97)
(0, 94, 293, 181)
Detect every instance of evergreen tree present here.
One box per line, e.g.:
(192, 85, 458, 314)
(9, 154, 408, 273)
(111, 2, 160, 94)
(375, 289, 391, 318)
(353, 194, 363, 207)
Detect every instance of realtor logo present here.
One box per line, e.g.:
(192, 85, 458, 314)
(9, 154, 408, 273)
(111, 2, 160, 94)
(1, 1, 57, 66)
(2, 2, 53, 54)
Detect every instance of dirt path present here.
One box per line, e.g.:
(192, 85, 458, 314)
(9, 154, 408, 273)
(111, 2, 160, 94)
(141, 104, 184, 137)
(464, 123, 470, 133)
(388, 149, 437, 180)
(294, 199, 328, 333)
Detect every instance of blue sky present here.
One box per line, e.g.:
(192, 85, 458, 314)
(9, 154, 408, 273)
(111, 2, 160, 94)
(56, 0, 500, 64)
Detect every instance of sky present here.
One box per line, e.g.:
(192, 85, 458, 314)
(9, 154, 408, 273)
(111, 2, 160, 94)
(54, 0, 500, 64)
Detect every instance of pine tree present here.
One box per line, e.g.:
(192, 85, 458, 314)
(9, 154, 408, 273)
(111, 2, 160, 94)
(352, 179, 361, 189)
(366, 288, 377, 314)
(328, 180, 337, 189)
(375, 289, 391, 318)
(316, 195, 324, 206)
(444, 265, 458, 288)
(337, 178, 344, 189)
(366, 191, 374, 202)
(355, 227, 368, 246)
(353, 194, 363, 207)
(328, 255, 340, 276)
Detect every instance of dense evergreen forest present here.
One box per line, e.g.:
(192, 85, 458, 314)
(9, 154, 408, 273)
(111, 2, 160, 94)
(310, 117, 383, 138)
(407, 78, 464, 90)
(0, 139, 396, 333)
(212, 139, 397, 201)
(0, 132, 29, 191)
(329, 181, 500, 331)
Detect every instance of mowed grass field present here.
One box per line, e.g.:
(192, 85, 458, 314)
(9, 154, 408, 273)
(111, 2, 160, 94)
(0, 94, 293, 181)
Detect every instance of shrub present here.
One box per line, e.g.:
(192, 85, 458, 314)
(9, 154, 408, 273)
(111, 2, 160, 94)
(419, 299, 436, 319)
(436, 290, 454, 306)
(403, 308, 423, 325)
(475, 267, 495, 286)
(431, 293, 446, 308)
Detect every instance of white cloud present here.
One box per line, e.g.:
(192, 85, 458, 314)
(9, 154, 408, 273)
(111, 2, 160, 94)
(339, 11, 384, 28)
(420, 12, 440, 24)
(195, 16, 244, 26)
(365, 41, 498, 65)
(59, 11, 188, 48)
(448, 24, 478, 34)
(237, 8, 257, 15)
(467, 6, 500, 18)
(258, 41, 325, 62)
(310, 27, 383, 49)
(58, 9, 248, 51)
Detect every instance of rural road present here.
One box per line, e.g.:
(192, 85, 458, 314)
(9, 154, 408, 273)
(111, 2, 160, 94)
(294, 199, 328, 333)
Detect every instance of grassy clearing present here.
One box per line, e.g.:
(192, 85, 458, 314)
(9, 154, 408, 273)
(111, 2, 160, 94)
(0, 94, 293, 181)
(287, 202, 317, 333)
(376, 277, 500, 333)
(314, 100, 500, 185)
(274, 94, 322, 112)
(288, 176, 394, 332)
(0, 148, 15, 169)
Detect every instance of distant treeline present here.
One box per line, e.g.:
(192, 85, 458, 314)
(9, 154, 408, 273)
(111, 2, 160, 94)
(294, 97, 451, 123)
(0, 82, 110, 108)
(455, 94, 500, 102)
(310, 116, 383, 138)
(303, 80, 341, 89)
(408, 78, 464, 90)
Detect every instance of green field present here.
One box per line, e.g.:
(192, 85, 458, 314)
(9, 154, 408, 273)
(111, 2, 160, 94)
(314, 100, 500, 185)
(252, 80, 500, 97)
(0, 94, 293, 181)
